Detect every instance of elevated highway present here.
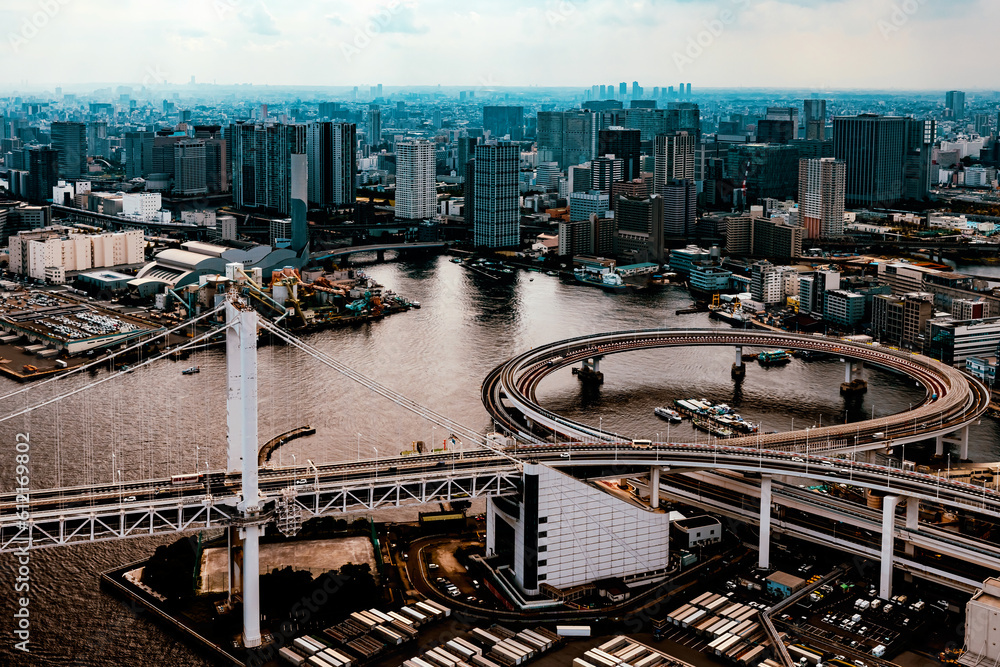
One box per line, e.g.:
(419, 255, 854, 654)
(484, 329, 989, 457)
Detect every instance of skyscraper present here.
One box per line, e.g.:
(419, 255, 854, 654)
(766, 107, 799, 139)
(227, 122, 306, 215)
(457, 135, 478, 173)
(26, 146, 58, 204)
(903, 118, 936, 201)
(464, 158, 476, 226)
(473, 141, 520, 248)
(306, 121, 357, 208)
(367, 105, 382, 147)
(173, 140, 208, 196)
(598, 127, 641, 181)
(483, 106, 524, 141)
(798, 157, 846, 239)
(124, 131, 154, 179)
(653, 131, 695, 194)
(87, 121, 108, 158)
(619, 82, 628, 99)
(591, 156, 624, 196)
(395, 140, 436, 220)
(946, 91, 966, 120)
(833, 114, 907, 208)
(804, 99, 827, 140)
(663, 180, 697, 238)
(51, 121, 86, 178)
(614, 194, 664, 263)
(536, 110, 596, 168)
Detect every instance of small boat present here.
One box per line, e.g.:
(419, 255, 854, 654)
(182, 366, 200, 375)
(451, 258, 463, 264)
(546, 271, 558, 276)
(692, 418, 734, 438)
(654, 407, 682, 422)
(409, 301, 421, 309)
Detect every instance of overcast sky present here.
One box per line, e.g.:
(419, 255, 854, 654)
(1, 0, 996, 91)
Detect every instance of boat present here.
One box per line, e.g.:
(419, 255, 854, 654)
(758, 350, 791, 366)
(654, 407, 682, 422)
(409, 301, 421, 309)
(692, 418, 735, 438)
(574, 270, 628, 292)
(546, 271, 558, 276)
(451, 258, 464, 264)
(182, 366, 200, 375)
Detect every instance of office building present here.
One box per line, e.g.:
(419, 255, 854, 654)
(833, 114, 908, 208)
(653, 132, 695, 194)
(756, 120, 795, 144)
(537, 110, 597, 168)
(483, 106, 524, 141)
(463, 158, 476, 225)
(872, 292, 934, 348)
(306, 121, 357, 208)
(614, 194, 664, 264)
(535, 162, 561, 191)
(598, 127, 641, 181)
(396, 140, 437, 220)
(172, 141, 207, 196)
(766, 107, 799, 138)
(367, 105, 382, 146)
(26, 146, 59, 204)
(798, 269, 841, 317)
(227, 122, 307, 216)
(87, 121, 108, 158)
(824, 290, 866, 328)
(798, 157, 846, 238)
(457, 136, 478, 174)
(124, 131, 154, 179)
(804, 99, 827, 141)
(928, 317, 1000, 366)
(727, 144, 800, 203)
(473, 141, 520, 248)
(51, 121, 87, 178)
(569, 191, 610, 222)
(903, 118, 936, 201)
(946, 91, 966, 120)
(663, 180, 696, 238)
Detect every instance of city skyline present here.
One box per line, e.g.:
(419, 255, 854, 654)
(2, 0, 998, 91)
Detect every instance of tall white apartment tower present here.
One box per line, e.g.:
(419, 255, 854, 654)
(395, 140, 437, 219)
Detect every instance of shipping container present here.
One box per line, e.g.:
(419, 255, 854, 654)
(389, 611, 415, 626)
(421, 599, 452, 617)
(635, 654, 664, 667)
(400, 607, 428, 624)
(574, 660, 599, 667)
(453, 637, 483, 656)
(279, 647, 309, 666)
(471, 628, 503, 646)
(681, 609, 706, 628)
(294, 637, 321, 655)
(668, 604, 694, 624)
(327, 649, 353, 667)
(582, 651, 617, 667)
(366, 609, 394, 623)
(374, 625, 403, 646)
(470, 655, 502, 667)
(520, 630, 552, 651)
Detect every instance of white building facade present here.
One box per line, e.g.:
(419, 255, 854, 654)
(395, 140, 437, 219)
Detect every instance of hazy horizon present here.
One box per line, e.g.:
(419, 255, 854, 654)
(2, 0, 998, 92)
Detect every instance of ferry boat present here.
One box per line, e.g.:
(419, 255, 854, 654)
(182, 366, 200, 375)
(692, 418, 735, 438)
(654, 407, 682, 422)
(758, 350, 791, 366)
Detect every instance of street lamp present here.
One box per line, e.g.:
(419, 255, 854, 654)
(357, 433, 361, 461)
(291, 454, 296, 485)
(373, 447, 379, 480)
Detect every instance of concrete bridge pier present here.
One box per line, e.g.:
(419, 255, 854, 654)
(937, 426, 970, 460)
(904, 497, 919, 557)
(650, 467, 661, 509)
(841, 359, 868, 395)
(377, 249, 386, 262)
(576, 357, 605, 385)
(759, 475, 772, 570)
(732, 346, 746, 380)
(881, 495, 899, 600)
(935, 435, 944, 457)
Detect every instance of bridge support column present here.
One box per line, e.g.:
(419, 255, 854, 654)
(377, 249, 386, 262)
(650, 467, 660, 509)
(880, 495, 899, 600)
(935, 435, 944, 457)
(732, 346, 746, 380)
(226, 294, 262, 648)
(904, 497, 918, 556)
(575, 357, 604, 385)
(956, 426, 970, 461)
(591, 357, 600, 374)
(841, 360, 867, 395)
(759, 475, 772, 570)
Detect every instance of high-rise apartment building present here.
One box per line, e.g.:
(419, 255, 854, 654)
(306, 121, 357, 208)
(663, 180, 697, 238)
(227, 122, 306, 216)
(483, 106, 524, 141)
(473, 141, 520, 248)
(367, 106, 382, 147)
(653, 132, 695, 194)
(463, 158, 476, 226)
(804, 99, 827, 141)
(727, 215, 804, 259)
(26, 146, 59, 204)
(598, 127, 641, 181)
(798, 157, 846, 239)
(51, 121, 87, 178)
(591, 156, 624, 196)
(395, 140, 437, 220)
(833, 114, 908, 208)
(903, 118, 936, 201)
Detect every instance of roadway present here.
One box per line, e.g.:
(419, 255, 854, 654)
(483, 329, 989, 454)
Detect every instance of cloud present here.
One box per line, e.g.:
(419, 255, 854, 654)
(372, 4, 428, 34)
(238, 1, 280, 36)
